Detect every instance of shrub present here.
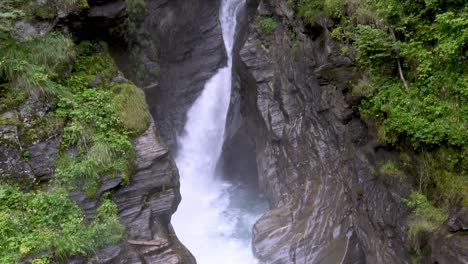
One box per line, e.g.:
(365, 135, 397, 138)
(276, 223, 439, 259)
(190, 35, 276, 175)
(55, 42, 140, 195)
(256, 16, 279, 34)
(324, 0, 344, 18)
(293, 0, 324, 25)
(354, 25, 394, 74)
(402, 192, 448, 252)
(0, 185, 124, 263)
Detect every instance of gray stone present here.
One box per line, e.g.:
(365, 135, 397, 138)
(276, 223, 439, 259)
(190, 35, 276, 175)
(448, 207, 468, 232)
(425, 227, 468, 264)
(88, 74, 103, 88)
(111, 72, 128, 84)
(228, 0, 414, 262)
(12, 20, 53, 41)
(68, 121, 195, 263)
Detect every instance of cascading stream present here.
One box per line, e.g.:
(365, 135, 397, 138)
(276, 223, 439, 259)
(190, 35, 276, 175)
(172, 0, 267, 263)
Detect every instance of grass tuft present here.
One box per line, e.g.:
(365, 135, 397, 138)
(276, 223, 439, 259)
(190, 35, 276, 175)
(113, 83, 150, 135)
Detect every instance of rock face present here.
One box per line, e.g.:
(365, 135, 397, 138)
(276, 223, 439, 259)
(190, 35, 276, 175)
(140, 0, 227, 149)
(228, 0, 415, 262)
(0, 92, 194, 263)
(62, 0, 227, 150)
(69, 121, 195, 263)
(1, 0, 225, 262)
(423, 208, 468, 264)
(425, 228, 468, 264)
(0, 96, 60, 189)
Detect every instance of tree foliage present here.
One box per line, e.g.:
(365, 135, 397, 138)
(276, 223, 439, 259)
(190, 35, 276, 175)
(289, 0, 467, 251)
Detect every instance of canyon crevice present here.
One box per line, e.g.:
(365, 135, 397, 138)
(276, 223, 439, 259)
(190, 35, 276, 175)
(2, 0, 467, 263)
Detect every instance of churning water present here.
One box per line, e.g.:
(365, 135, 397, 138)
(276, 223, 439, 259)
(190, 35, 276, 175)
(171, 0, 267, 263)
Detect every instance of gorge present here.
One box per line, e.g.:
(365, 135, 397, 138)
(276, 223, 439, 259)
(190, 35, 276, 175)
(172, 0, 268, 263)
(0, 0, 467, 263)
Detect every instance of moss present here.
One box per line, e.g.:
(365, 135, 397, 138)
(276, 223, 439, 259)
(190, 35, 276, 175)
(112, 83, 150, 135)
(379, 160, 405, 177)
(399, 152, 412, 165)
(403, 192, 448, 253)
(370, 167, 379, 177)
(26, 0, 89, 20)
(290, 0, 324, 25)
(126, 0, 146, 18)
(291, 39, 301, 56)
(256, 16, 279, 34)
(0, 88, 29, 109)
(20, 112, 65, 144)
(339, 46, 349, 56)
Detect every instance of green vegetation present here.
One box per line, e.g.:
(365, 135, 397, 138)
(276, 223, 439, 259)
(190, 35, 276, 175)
(287, 0, 467, 253)
(378, 160, 405, 177)
(0, 185, 123, 263)
(334, 0, 468, 209)
(55, 41, 143, 195)
(126, 0, 146, 17)
(291, 39, 301, 56)
(288, 0, 344, 23)
(371, 160, 405, 180)
(113, 83, 151, 135)
(288, 0, 324, 25)
(1, 1, 154, 261)
(0, 36, 146, 261)
(0, 33, 75, 95)
(418, 148, 468, 207)
(256, 16, 279, 34)
(0, 0, 88, 36)
(402, 192, 448, 252)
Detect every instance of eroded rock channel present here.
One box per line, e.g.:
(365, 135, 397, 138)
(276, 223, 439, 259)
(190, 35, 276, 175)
(1, 0, 467, 263)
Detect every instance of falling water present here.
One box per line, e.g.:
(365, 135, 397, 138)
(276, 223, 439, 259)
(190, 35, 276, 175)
(171, 0, 267, 263)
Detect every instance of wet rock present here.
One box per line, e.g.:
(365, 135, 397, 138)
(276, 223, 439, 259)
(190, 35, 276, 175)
(448, 207, 468, 232)
(0, 103, 58, 189)
(425, 227, 468, 264)
(141, 0, 227, 149)
(0, 143, 35, 189)
(70, 121, 195, 263)
(88, 0, 126, 19)
(27, 139, 60, 181)
(230, 0, 413, 262)
(12, 20, 53, 41)
(112, 71, 128, 84)
(88, 74, 103, 88)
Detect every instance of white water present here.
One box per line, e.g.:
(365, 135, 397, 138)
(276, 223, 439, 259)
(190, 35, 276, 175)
(172, 0, 267, 263)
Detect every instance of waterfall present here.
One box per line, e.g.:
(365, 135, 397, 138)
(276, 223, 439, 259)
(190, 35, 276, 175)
(172, 0, 266, 263)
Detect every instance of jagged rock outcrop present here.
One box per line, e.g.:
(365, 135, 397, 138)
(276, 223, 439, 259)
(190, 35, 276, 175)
(61, 0, 227, 150)
(0, 83, 194, 264)
(1, 0, 201, 261)
(142, 0, 227, 149)
(69, 121, 195, 263)
(227, 0, 415, 262)
(0, 96, 60, 189)
(422, 208, 468, 264)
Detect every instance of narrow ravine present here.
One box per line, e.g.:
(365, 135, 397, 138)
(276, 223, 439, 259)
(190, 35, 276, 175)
(171, 0, 267, 263)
